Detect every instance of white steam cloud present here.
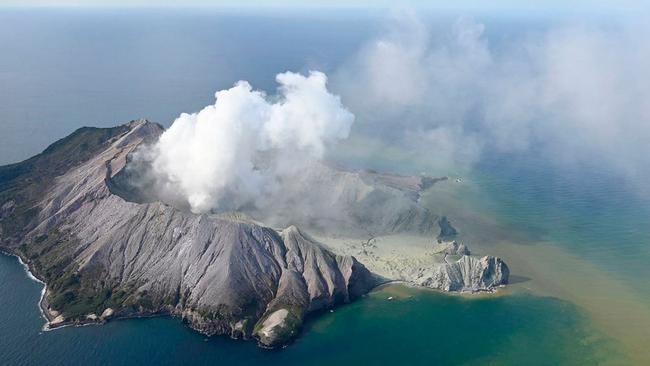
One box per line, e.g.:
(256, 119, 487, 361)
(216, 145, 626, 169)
(333, 12, 650, 188)
(138, 12, 650, 217)
(149, 71, 354, 213)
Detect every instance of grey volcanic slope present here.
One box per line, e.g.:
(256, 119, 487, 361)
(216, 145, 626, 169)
(0, 119, 509, 348)
(0, 119, 375, 347)
(243, 161, 444, 236)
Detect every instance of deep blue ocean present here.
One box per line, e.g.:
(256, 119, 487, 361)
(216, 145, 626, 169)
(1, 9, 649, 365)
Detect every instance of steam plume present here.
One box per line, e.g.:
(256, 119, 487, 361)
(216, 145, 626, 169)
(333, 12, 650, 191)
(148, 71, 353, 213)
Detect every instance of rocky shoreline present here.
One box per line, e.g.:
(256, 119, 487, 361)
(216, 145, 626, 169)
(3, 244, 506, 335)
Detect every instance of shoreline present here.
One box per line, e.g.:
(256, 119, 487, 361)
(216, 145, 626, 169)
(0, 249, 167, 331)
(0, 249, 51, 329)
(372, 279, 507, 297)
(0, 249, 177, 330)
(0, 248, 507, 338)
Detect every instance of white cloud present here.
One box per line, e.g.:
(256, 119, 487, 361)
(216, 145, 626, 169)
(148, 71, 354, 213)
(333, 13, 650, 189)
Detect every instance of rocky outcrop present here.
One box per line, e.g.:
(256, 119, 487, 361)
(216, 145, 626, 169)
(432, 240, 470, 256)
(428, 217, 508, 292)
(255, 308, 297, 347)
(416, 255, 509, 292)
(437, 216, 458, 240)
(0, 119, 377, 348)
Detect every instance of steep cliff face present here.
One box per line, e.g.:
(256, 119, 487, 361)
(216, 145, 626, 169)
(0, 120, 376, 347)
(416, 255, 509, 292)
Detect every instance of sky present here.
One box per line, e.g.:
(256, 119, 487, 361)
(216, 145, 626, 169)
(0, 0, 647, 16)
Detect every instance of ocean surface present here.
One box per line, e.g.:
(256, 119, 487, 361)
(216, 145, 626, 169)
(1, 9, 649, 365)
(0, 254, 613, 366)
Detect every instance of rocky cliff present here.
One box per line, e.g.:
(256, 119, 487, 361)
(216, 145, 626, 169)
(416, 255, 509, 292)
(0, 120, 376, 347)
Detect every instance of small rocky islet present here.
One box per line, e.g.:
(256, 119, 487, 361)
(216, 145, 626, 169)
(0, 119, 508, 348)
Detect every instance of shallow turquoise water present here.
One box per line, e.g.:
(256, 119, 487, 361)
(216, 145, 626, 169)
(0, 254, 614, 366)
(473, 153, 650, 298)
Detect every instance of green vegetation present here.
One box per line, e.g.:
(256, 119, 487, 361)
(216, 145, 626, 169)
(0, 124, 130, 319)
(0, 125, 129, 241)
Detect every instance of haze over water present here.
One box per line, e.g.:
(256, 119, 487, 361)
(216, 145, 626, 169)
(1, 8, 649, 365)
